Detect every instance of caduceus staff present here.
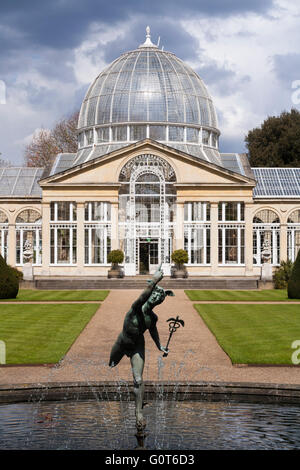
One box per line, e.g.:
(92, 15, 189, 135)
(162, 315, 185, 357)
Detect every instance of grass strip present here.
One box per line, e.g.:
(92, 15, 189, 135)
(1, 289, 109, 302)
(0, 303, 100, 364)
(185, 289, 299, 302)
(194, 303, 300, 364)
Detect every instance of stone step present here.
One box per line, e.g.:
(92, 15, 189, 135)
(35, 277, 258, 290)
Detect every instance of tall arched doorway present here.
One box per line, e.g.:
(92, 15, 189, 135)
(119, 154, 176, 275)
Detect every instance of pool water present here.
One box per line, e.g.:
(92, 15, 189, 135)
(0, 399, 299, 450)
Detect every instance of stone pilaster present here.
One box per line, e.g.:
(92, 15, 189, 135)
(210, 202, 218, 275)
(76, 202, 85, 271)
(111, 202, 119, 250)
(41, 203, 50, 274)
(244, 203, 254, 275)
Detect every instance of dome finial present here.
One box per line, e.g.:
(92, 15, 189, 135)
(139, 25, 158, 48)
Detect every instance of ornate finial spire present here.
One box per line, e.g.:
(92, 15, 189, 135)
(139, 26, 158, 48)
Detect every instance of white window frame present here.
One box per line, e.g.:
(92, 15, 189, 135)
(0, 224, 8, 261)
(218, 223, 245, 266)
(16, 223, 42, 266)
(50, 223, 77, 266)
(184, 223, 210, 265)
(287, 224, 300, 262)
(253, 224, 280, 266)
(84, 223, 111, 265)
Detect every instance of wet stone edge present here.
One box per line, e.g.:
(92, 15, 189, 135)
(0, 381, 300, 405)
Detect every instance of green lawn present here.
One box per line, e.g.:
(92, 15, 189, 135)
(0, 303, 100, 364)
(195, 303, 300, 364)
(1, 289, 109, 302)
(185, 289, 300, 302)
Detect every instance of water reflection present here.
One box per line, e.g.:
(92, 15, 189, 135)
(0, 400, 299, 450)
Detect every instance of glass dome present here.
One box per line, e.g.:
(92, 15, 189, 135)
(75, 28, 222, 167)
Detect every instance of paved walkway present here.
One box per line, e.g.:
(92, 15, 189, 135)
(1, 290, 300, 386)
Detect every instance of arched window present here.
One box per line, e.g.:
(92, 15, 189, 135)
(287, 209, 300, 262)
(253, 209, 280, 265)
(16, 209, 42, 265)
(0, 209, 8, 260)
(118, 154, 176, 274)
(16, 209, 41, 224)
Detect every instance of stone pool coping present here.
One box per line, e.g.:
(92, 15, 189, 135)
(1, 380, 300, 405)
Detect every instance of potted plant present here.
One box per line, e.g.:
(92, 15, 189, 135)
(107, 250, 125, 278)
(171, 249, 188, 278)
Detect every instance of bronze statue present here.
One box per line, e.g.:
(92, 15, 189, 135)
(109, 263, 174, 428)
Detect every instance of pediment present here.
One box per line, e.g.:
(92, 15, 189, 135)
(39, 140, 255, 188)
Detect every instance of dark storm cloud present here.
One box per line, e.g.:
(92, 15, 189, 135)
(102, 19, 200, 64)
(0, 0, 274, 50)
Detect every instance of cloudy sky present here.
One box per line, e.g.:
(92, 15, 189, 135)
(0, 0, 300, 165)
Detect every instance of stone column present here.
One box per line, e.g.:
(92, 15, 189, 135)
(41, 203, 50, 275)
(280, 223, 287, 262)
(210, 202, 219, 275)
(76, 202, 85, 273)
(111, 202, 119, 250)
(7, 223, 16, 267)
(174, 202, 184, 250)
(244, 203, 254, 275)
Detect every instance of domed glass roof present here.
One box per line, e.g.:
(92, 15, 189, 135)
(74, 28, 222, 168)
(78, 31, 218, 130)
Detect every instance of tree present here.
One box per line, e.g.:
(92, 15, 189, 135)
(288, 249, 300, 299)
(0, 255, 19, 299)
(245, 108, 300, 167)
(24, 110, 79, 169)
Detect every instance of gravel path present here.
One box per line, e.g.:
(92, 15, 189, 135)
(0, 290, 300, 386)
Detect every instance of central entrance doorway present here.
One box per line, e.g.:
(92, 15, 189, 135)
(138, 238, 159, 274)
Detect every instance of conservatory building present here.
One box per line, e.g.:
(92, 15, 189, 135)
(1, 29, 300, 279)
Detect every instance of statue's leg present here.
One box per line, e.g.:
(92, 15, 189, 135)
(109, 339, 125, 367)
(130, 350, 145, 428)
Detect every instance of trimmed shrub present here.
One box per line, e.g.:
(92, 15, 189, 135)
(0, 255, 19, 299)
(273, 260, 293, 289)
(107, 250, 124, 266)
(9, 265, 23, 281)
(288, 250, 300, 299)
(171, 249, 188, 267)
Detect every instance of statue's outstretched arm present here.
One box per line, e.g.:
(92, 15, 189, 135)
(149, 322, 169, 355)
(131, 263, 163, 311)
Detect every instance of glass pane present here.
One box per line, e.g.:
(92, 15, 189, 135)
(57, 229, 70, 263)
(202, 129, 210, 145)
(169, 126, 184, 141)
(149, 125, 166, 140)
(130, 125, 147, 141)
(186, 127, 199, 143)
(112, 126, 127, 141)
(97, 127, 109, 143)
(16, 209, 41, 223)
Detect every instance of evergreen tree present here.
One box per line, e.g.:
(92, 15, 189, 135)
(287, 250, 300, 299)
(0, 255, 19, 299)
